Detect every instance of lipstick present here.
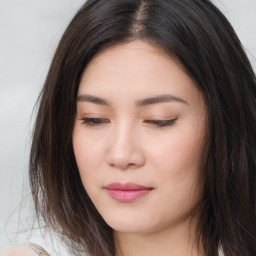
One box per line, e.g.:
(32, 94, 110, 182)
(105, 182, 153, 202)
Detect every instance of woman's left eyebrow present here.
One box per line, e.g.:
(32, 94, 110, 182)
(135, 94, 189, 106)
(76, 94, 188, 106)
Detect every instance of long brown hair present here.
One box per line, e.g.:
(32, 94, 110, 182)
(30, 0, 256, 255)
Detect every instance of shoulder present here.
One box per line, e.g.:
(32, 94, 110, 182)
(0, 243, 49, 256)
(0, 245, 37, 256)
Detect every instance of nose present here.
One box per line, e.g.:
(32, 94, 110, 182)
(106, 124, 145, 170)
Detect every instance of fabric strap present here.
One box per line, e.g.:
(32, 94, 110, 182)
(26, 242, 50, 256)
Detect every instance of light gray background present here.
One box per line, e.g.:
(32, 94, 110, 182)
(0, 0, 255, 254)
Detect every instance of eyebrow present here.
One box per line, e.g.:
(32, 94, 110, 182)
(135, 94, 188, 106)
(77, 94, 110, 105)
(76, 94, 188, 106)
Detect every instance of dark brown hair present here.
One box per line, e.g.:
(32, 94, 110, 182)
(30, 0, 256, 255)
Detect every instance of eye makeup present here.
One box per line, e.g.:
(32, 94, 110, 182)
(79, 117, 178, 128)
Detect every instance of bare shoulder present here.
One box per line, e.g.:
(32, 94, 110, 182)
(0, 245, 38, 256)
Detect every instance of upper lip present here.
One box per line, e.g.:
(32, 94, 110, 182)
(105, 182, 152, 191)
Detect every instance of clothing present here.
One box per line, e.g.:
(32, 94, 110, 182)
(25, 243, 50, 256)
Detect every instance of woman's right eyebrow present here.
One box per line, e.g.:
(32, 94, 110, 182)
(76, 94, 188, 107)
(77, 94, 111, 106)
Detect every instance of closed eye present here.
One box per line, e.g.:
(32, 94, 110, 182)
(144, 118, 177, 127)
(79, 118, 110, 126)
(79, 118, 177, 127)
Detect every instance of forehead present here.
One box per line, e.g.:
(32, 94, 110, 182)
(84, 40, 177, 76)
(92, 40, 169, 62)
(78, 40, 202, 104)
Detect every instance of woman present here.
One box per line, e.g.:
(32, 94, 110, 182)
(2, 0, 256, 255)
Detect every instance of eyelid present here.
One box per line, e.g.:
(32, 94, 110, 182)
(78, 117, 177, 128)
(144, 118, 177, 127)
(79, 117, 110, 126)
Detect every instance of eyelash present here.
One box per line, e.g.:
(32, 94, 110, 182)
(79, 118, 177, 128)
(144, 119, 177, 127)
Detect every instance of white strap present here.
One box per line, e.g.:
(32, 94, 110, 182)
(25, 243, 50, 256)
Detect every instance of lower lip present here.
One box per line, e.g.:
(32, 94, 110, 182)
(105, 189, 152, 202)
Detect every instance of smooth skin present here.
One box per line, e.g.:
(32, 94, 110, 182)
(73, 40, 207, 256)
(0, 245, 39, 256)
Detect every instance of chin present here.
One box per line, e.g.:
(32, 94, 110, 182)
(102, 212, 164, 235)
(109, 221, 154, 234)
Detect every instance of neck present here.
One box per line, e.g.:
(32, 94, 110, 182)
(114, 216, 204, 256)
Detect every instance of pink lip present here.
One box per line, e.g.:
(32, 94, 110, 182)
(105, 182, 153, 202)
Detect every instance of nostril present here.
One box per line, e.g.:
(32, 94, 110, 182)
(106, 137, 145, 169)
(109, 161, 142, 171)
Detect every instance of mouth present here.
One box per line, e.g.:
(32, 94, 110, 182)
(104, 182, 153, 202)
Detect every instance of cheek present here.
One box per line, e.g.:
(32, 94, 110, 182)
(72, 129, 105, 180)
(148, 128, 204, 202)
(72, 135, 106, 201)
(150, 131, 202, 175)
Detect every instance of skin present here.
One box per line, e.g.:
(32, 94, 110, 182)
(0, 245, 40, 256)
(72, 40, 206, 256)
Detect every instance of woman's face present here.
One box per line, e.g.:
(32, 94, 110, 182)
(73, 40, 206, 235)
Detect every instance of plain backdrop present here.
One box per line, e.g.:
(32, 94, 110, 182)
(0, 0, 255, 255)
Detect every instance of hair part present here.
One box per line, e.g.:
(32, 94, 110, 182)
(130, 0, 148, 36)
